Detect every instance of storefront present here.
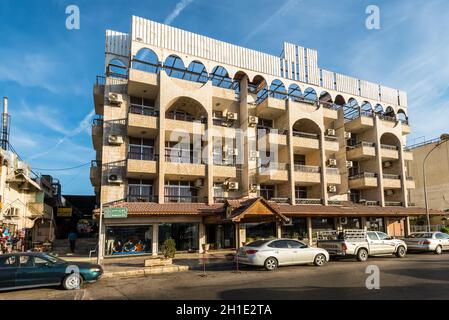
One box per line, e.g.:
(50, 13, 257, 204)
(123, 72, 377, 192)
(105, 225, 153, 256)
(281, 217, 307, 240)
(158, 223, 199, 251)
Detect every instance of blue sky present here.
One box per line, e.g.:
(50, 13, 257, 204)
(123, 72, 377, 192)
(0, 0, 448, 195)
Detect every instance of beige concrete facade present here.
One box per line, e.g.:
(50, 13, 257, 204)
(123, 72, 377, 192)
(407, 140, 449, 213)
(91, 17, 421, 256)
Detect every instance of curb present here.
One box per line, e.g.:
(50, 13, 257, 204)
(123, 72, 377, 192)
(102, 265, 189, 279)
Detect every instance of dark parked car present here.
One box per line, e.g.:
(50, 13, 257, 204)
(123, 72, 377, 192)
(0, 252, 103, 291)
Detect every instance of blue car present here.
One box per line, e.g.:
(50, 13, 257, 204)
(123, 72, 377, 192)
(0, 252, 103, 291)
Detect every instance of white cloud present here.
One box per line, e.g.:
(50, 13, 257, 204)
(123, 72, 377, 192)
(164, 0, 195, 25)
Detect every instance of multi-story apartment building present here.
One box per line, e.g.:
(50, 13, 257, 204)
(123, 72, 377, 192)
(91, 16, 440, 258)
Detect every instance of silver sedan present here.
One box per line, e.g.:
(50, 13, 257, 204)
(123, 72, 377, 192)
(237, 239, 330, 271)
(404, 232, 449, 254)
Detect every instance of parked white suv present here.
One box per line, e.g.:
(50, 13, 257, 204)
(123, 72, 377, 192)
(317, 229, 407, 262)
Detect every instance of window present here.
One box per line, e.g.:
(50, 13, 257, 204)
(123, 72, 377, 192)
(268, 240, 289, 249)
(295, 187, 308, 199)
(245, 222, 276, 241)
(129, 138, 155, 160)
(282, 217, 307, 239)
(294, 154, 306, 166)
(34, 257, 49, 267)
(376, 232, 390, 240)
(259, 185, 275, 200)
(257, 118, 273, 130)
(19, 256, 34, 268)
(286, 240, 305, 248)
(129, 96, 157, 116)
(367, 232, 379, 240)
(435, 233, 448, 239)
(105, 226, 153, 256)
(128, 179, 153, 202)
(0, 256, 17, 268)
(164, 181, 198, 203)
(366, 217, 385, 232)
(213, 183, 224, 198)
(158, 223, 199, 251)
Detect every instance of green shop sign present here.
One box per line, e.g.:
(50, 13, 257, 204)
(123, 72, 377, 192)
(104, 207, 128, 219)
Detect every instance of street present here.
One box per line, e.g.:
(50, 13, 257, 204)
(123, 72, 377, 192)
(1, 252, 449, 300)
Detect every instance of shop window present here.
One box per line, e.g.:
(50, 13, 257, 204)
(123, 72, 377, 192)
(245, 222, 276, 242)
(282, 217, 307, 240)
(105, 226, 152, 256)
(158, 223, 199, 251)
(312, 218, 335, 239)
(366, 217, 385, 232)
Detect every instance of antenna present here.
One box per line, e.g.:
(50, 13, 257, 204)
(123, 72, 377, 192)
(2, 97, 11, 151)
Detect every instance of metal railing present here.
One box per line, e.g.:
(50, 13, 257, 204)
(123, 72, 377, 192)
(213, 197, 240, 203)
(295, 198, 322, 205)
(166, 112, 207, 124)
(326, 168, 340, 175)
(212, 118, 239, 128)
(365, 201, 379, 206)
(294, 165, 321, 173)
(380, 144, 399, 151)
(349, 172, 378, 180)
(129, 104, 159, 117)
(383, 174, 401, 180)
(164, 195, 207, 203)
(127, 195, 158, 203)
(385, 201, 403, 207)
(347, 141, 376, 150)
(379, 115, 397, 122)
(164, 148, 204, 164)
(324, 136, 338, 142)
(292, 131, 320, 139)
(328, 200, 342, 205)
(270, 197, 290, 204)
(128, 151, 159, 161)
(257, 127, 289, 136)
(259, 162, 288, 171)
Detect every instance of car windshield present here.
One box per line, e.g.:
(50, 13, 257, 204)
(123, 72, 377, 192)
(41, 253, 66, 264)
(409, 233, 432, 238)
(246, 240, 271, 247)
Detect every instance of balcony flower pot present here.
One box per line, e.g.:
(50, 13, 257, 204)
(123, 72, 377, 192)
(202, 243, 210, 253)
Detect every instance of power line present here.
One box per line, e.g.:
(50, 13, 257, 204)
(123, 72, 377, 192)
(33, 162, 91, 171)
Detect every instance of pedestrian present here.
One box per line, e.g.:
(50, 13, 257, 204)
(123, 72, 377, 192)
(68, 230, 78, 254)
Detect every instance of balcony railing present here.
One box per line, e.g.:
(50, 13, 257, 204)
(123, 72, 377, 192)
(383, 174, 401, 180)
(328, 200, 342, 205)
(270, 197, 290, 204)
(213, 197, 240, 203)
(292, 131, 320, 139)
(257, 127, 289, 136)
(349, 172, 378, 180)
(127, 195, 158, 203)
(295, 198, 322, 205)
(324, 136, 338, 142)
(379, 115, 397, 122)
(385, 201, 403, 207)
(365, 201, 380, 206)
(326, 168, 340, 175)
(164, 196, 207, 203)
(165, 148, 204, 164)
(166, 112, 207, 124)
(347, 141, 376, 150)
(381, 144, 399, 151)
(128, 151, 159, 161)
(213, 118, 239, 128)
(320, 101, 340, 110)
(129, 104, 159, 117)
(259, 162, 288, 171)
(294, 165, 321, 173)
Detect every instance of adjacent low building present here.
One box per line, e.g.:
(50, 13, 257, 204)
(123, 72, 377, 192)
(91, 16, 441, 258)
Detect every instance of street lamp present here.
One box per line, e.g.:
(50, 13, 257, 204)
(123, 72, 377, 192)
(423, 134, 449, 232)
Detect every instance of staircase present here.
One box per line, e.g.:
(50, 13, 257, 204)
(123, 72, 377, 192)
(51, 238, 98, 257)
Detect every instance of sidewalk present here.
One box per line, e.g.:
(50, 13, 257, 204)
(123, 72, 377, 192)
(61, 250, 236, 278)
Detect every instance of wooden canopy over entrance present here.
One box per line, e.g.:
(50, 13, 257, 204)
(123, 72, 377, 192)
(224, 197, 290, 224)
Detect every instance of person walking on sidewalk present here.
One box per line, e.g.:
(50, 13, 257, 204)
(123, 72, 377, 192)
(68, 230, 78, 254)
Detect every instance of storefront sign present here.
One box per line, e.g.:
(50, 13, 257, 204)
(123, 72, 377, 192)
(57, 207, 72, 217)
(104, 207, 128, 219)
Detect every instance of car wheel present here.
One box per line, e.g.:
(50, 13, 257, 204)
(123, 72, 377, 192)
(356, 248, 369, 262)
(434, 245, 443, 255)
(264, 257, 278, 271)
(395, 245, 407, 258)
(314, 254, 327, 267)
(63, 273, 83, 290)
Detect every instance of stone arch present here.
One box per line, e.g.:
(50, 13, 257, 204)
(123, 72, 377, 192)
(132, 48, 160, 73)
(165, 96, 208, 123)
(163, 54, 186, 79)
(107, 58, 128, 79)
(185, 60, 208, 83)
(210, 66, 232, 89)
(269, 79, 287, 100)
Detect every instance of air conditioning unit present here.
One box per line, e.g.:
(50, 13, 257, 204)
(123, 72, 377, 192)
(328, 185, 337, 193)
(108, 173, 123, 184)
(326, 129, 336, 136)
(108, 135, 124, 145)
(194, 179, 204, 188)
(227, 112, 238, 121)
(248, 116, 258, 127)
(224, 181, 239, 191)
(340, 217, 348, 225)
(108, 92, 123, 105)
(346, 161, 354, 168)
(327, 159, 337, 167)
(344, 132, 352, 140)
(383, 161, 393, 168)
(385, 189, 395, 196)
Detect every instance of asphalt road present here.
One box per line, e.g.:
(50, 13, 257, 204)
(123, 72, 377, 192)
(1, 252, 449, 300)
